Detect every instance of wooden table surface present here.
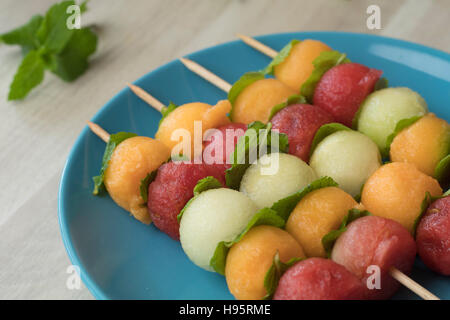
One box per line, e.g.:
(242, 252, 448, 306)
(0, 0, 449, 300)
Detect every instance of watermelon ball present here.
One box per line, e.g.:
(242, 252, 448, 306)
(390, 113, 450, 177)
(270, 104, 334, 162)
(104, 136, 171, 224)
(331, 215, 417, 300)
(273, 258, 365, 300)
(225, 225, 306, 300)
(356, 87, 428, 152)
(309, 130, 382, 197)
(361, 162, 442, 233)
(179, 188, 258, 271)
(313, 63, 382, 127)
(147, 161, 226, 240)
(240, 153, 317, 210)
(416, 195, 450, 275)
(203, 122, 247, 167)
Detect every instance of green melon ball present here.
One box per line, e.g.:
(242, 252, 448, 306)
(310, 130, 382, 197)
(240, 153, 317, 209)
(356, 87, 428, 151)
(179, 188, 258, 271)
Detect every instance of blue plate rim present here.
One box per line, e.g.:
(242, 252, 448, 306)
(57, 31, 450, 300)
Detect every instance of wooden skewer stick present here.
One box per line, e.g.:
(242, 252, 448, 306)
(236, 33, 278, 58)
(87, 121, 110, 143)
(179, 58, 232, 93)
(390, 267, 440, 300)
(127, 82, 166, 112)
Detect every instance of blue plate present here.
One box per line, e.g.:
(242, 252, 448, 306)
(58, 32, 450, 300)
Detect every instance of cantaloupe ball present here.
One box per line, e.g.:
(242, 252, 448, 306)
(361, 162, 443, 233)
(357, 87, 428, 151)
(309, 130, 381, 197)
(274, 39, 332, 91)
(179, 188, 258, 271)
(240, 153, 317, 209)
(390, 113, 450, 176)
(286, 187, 357, 257)
(225, 225, 305, 300)
(104, 136, 171, 224)
(155, 100, 231, 158)
(231, 79, 296, 124)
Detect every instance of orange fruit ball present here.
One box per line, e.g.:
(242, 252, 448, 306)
(225, 225, 305, 300)
(361, 162, 443, 233)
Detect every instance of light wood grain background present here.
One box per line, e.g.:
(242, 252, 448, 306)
(0, 0, 449, 300)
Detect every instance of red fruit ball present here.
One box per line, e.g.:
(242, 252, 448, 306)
(416, 195, 450, 275)
(203, 123, 247, 168)
(331, 216, 416, 300)
(313, 63, 382, 127)
(273, 258, 365, 300)
(147, 161, 226, 240)
(271, 104, 334, 162)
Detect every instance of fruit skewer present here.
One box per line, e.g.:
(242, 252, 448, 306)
(178, 58, 439, 300)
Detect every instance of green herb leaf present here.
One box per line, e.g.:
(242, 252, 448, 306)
(225, 122, 289, 189)
(159, 102, 178, 126)
(139, 170, 158, 205)
(37, 0, 76, 54)
(322, 208, 372, 257)
(176, 176, 223, 223)
(384, 115, 423, 158)
(92, 132, 138, 195)
(210, 207, 285, 275)
(443, 189, 450, 197)
(228, 72, 265, 120)
(300, 50, 350, 102)
(413, 192, 433, 237)
(263, 252, 304, 300)
(374, 77, 388, 91)
(263, 40, 301, 75)
(0, 14, 44, 54)
(47, 27, 97, 81)
(309, 123, 352, 158)
(271, 176, 338, 222)
(8, 50, 45, 100)
(435, 154, 450, 185)
(268, 94, 307, 121)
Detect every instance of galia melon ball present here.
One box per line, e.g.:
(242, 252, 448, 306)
(390, 113, 450, 176)
(273, 39, 332, 91)
(231, 79, 296, 124)
(286, 187, 358, 257)
(240, 153, 317, 209)
(179, 188, 258, 271)
(225, 225, 305, 300)
(309, 130, 382, 197)
(356, 87, 428, 152)
(155, 100, 231, 158)
(361, 162, 443, 233)
(104, 136, 171, 224)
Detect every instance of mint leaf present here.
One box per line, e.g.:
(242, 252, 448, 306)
(263, 252, 304, 300)
(177, 176, 222, 223)
(268, 94, 307, 121)
(271, 176, 338, 222)
(225, 122, 289, 190)
(309, 123, 351, 158)
(92, 132, 138, 195)
(384, 115, 423, 158)
(159, 102, 178, 126)
(210, 207, 285, 275)
(443, 189, 450, 197)
(37, 0, 76, 54)
(374, 77, 389, 91)
(47, 27, 97, 81)
(263, 40, 301, 75)
(0, 15, 43, 54)
(8, 50, 45, 100)
(228, 72, 265, 120)
(322, 208, 372, 257)
(435, 154, 450, 185)
(139, 170, 158, 205)
(300, 50, 350, 102)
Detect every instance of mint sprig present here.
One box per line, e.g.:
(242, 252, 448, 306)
(1, 1, 97, 100)
(435, 154, 450, 185)
(228, 72, 265, 120)
(309, 123, 352, 158)
(384, 115, 423, 158)
(268, 94, 307, 121)
(159, 102, 178, 126)
(263, 40, 301, 75)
